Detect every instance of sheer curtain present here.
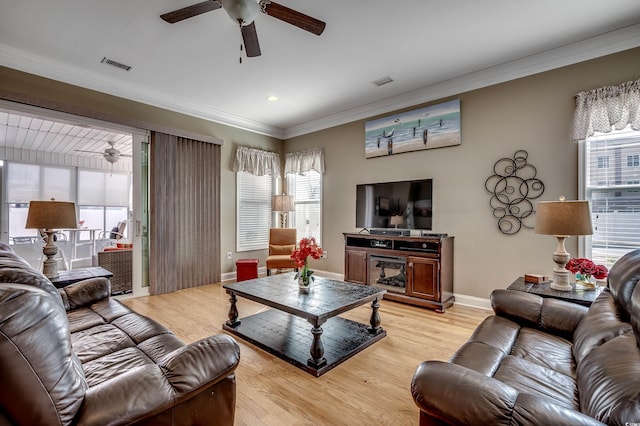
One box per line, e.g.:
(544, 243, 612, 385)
(284, 147, 325, 175)
(572, 79, 640, 141)
(150, 132, 221, 295)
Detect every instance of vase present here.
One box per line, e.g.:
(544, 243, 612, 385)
(575, 273, 595, 290)
(298, 276, 311, 293)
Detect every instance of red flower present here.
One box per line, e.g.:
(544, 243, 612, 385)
(291, 237, 323, 268)
(565, 257, 608, 279)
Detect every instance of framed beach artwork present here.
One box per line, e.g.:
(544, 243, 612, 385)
(364, 99, 461, 158)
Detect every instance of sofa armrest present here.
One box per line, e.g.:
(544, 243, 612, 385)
(411, 361, 604, 425)
(160, 334, 240, 395)
(58, 277, 111, 310)
(77, 365, 176, 425)
(491, 289, 587, 337)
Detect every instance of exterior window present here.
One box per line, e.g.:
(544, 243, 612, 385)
(6, 163, 74, 242)
(628, 154, 640, 167)
(287, 171, 322, 245)
(583, 126, 640, 268)
(77, 170, 130, 240)
(236, 171, 273, 251)
(597, 156, 610, 168)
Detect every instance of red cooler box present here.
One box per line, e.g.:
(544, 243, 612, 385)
(236, 258, 259, 282)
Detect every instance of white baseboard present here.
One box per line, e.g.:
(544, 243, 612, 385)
(452, 293, 492, 310)
(221, 268, 492, 311)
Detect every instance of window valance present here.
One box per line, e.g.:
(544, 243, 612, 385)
(284, 148, 325, 175)
(572, 79, 640, 141)
(232, 146, 280, 176)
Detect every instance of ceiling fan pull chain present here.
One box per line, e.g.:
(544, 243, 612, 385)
(239, 25, 244, 64)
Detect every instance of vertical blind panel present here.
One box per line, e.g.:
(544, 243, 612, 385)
(586, 127, 640, 268)
(150, 132, 220, 295)
(237, 171, 272, 251)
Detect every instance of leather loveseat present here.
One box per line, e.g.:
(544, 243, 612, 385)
(411, 249, 640, 425)
(0, 243, 240, 425)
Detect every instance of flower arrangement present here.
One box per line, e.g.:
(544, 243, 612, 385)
(565, 257, 608, 283)
(291, 237, 323, 286)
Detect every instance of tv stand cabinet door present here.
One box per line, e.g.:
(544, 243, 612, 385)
(407, 257, 439, 301)
(345, 249, 367, 284)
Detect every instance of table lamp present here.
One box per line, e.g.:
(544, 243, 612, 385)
(535, 197, 593, 291)
(389, 215, 404, 228)
(272, 194, 295, 228)
(25, 199, 78, 279)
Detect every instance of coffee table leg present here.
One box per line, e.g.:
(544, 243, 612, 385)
(226, 292, 241, 327)
(368, 297, 383, 334)
(308, 325, 327, 368)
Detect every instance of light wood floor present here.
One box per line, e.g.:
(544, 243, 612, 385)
(123, 282, 491, 426)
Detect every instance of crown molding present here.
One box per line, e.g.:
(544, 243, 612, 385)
(0, 44, 284, 139)
(2, 23, 639, 141)
(284, 23, 640, 139)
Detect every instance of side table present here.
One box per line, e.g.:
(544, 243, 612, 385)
(49, 267, 113, 289)
(507, 276, 603, 307)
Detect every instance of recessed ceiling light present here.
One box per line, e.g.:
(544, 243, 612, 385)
(267, 95, 278, 102)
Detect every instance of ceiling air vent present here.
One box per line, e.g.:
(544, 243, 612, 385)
(371, 75, 394, 87)
(100, 57, 132, 71)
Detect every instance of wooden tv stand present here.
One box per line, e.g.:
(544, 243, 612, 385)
(343, 232, 454, 312)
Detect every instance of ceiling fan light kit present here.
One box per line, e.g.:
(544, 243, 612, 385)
(160, 0, 325, 59)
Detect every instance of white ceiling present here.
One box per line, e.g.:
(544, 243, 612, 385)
(1, 0, 640, 141)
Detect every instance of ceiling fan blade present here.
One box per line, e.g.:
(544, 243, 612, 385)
(262, 1, 325, 35)
(160, 0, 221, 24)
(241, 22, 261, 57)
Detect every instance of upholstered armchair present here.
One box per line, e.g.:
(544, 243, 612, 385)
(266, 228, 297, 276)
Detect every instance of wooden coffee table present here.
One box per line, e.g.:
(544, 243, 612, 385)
(223, 273, 387, 376)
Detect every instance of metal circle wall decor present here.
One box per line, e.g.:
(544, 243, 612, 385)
(484, 150, 545, 235)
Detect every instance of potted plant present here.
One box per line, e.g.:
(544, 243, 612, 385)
(291, 237, 323, 292)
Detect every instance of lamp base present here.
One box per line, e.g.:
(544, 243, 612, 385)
(41, 230, 60, 279)
(550, 269, 572, 291)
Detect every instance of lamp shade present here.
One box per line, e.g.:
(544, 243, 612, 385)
(272, 195, 295, 212)
(535, 199, 593, 236)
(389, 215, 404, 226)
(25, 200, 78, 230)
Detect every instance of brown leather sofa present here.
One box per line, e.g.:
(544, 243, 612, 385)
(0, 243, 240, 425)
(411, 248, 640, 425)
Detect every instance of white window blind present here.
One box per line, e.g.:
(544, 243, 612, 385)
(78, 170, 130, 206)
(7, 163, 74, 203)
(287, 171, 322, 245)
(237, 171, 273, 251)
(584, 126, 640, 268)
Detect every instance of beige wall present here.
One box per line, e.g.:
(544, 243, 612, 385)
(286, 47, 640, 299)
(2, 47, 639, 298)
(0, 66, 283, 274)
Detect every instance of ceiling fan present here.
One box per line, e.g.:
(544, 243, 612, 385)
(74, 141, 132, 164)
(160, 0, 326, 58)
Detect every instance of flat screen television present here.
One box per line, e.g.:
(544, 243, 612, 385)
(356, 179, 432, 230)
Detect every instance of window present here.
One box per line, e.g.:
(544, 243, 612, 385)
(77, 170, 130, 240)
(583, 126, 640, 268)
(7, 163, 74, 242)
(597, 156, 610, 168)
(236, 171, 273, 251)
(6, 162, 131, 244)
(287, 171, 322, 245)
